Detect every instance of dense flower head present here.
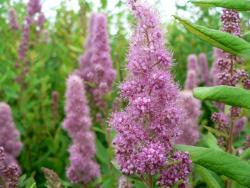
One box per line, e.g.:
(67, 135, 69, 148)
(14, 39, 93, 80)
(0, 147, 20, 188)
(211, 9, 244, 87)
(18, 0, 46, 61)
(176, 91, 200, 145)
(157, 151, 192, 187)
(198, 53, 209, 85)
(185, 70, 198, 90)
(8, 8, 19, 30)
(63, 75, 99, 184)
(27, 0, 42, 16)
(221, 9, 241, 36)
(212, 112, 229, 146)
(0, 102, 22, 158)
(185, 54, 200, 90)
(210, 9, 250, 149)
(78, 13, 116, 108)
(187, 54, 199, 73)
(110, 0, 191, 186)
(18, 24, 30, 60)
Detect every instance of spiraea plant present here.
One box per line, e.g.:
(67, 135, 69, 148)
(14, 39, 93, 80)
(63, 75, 100, 185)
(78, 13, 116, 109)
(175, 0, 250, 187)
(110, 0, 192, 187)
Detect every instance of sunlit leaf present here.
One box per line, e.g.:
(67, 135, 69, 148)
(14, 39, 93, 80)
(243, 32, 250, 43)
(174, 16, 250, 60)
(196, 165, 223, 188)
(190, 0, 250, 11)
(176, 145, 250, 187)
(194, 86, 250, 109)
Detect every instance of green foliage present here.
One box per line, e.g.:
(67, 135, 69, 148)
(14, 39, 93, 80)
(194, 86, 250, 109)
(174, 16, 250, 60)
(190, 0, 250, 11)
(243, 32, 250, 42)
(176, 145, 250, 187)
(195, 165, 222, 188)
(168, 5, 219, 85)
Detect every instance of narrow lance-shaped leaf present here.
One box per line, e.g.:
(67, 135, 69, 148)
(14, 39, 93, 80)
(189, 0, 250, 11)
(203, 132, 222, 150)
(176, 145, 250, 187)
(174, 16, 250, 60)
(196, 165, 223, 188)
(243, 32, 250, 43)
(193, 86, 250, 109)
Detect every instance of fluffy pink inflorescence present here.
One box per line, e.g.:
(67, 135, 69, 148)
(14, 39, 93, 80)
(63, 75, 100, 184)
(187, 54, 199, 73)
(0, 147, 20, 188)
(18, 0, 46, 61)
(110, 1, 191, 186)
(185, 54, 199, 90)
(0, 102, 22, 158)
(210, 9, 250, 147)
(198, 53, 209, 85)
(221, 9, 241, 36)
(78, 13, 116, 108)
(157, 151, 192, 187)
(176, 91, 200, 145)
(211, 9, 245, 87)
(8, 8, 19, 30)
(0, 103, 22, 185)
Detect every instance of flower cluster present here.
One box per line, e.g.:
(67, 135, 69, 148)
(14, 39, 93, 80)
(110, 0, 191, 186)
(157, 151, 192, 187)
(63, 75, 99, 184)
(0, 147, 20, 188)
(185, 54, 199, 90)
(0, 102, 22, 159)
(221, 9, 241, 36)
(198, 53, 209, 85)
(176, 91, 200, 145)
(211, 9, 247, 87)
(210, 10, 250, 148)
(78, 13, 116, 108)
(211, 112, 229, 146)
(8, 8, 19, 30)
(212, 111, 247, 147)
(179, 54, 201, 146)
(18, 0, 46, 61)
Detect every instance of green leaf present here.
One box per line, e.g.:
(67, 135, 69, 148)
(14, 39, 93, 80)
(101, 0, 107, 8)
(240, 148, 250, 160)
(174, 16, 250, 59)
(203, 132, 222, 150)
(96, 139, 109, 165)
(189, 0, 250, 11)
(243, 32, 250, 43)
(176, 145, 250, 187)
(194, 86, 250, 109)
(196, 165, 222, 188)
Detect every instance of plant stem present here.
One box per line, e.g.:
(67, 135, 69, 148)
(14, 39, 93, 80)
(226, 117, 234, 188)
(0, 176, 7, 188)
(146, 175, 153, 188)
(226, 118, 234, 154)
